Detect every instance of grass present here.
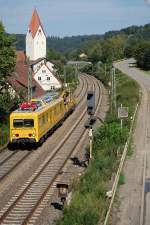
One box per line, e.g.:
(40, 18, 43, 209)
(119, 173, 125, 186)
(56, 68, 140, 225)
(0, 120, 9, 146)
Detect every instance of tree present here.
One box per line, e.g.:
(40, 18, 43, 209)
(0, 22, 17, 116)
(102, 35, 126, 63)
(86, 41, 102, 63)
(0, 22, 16, 81)
(47, 48, 66, 64)
(134, 41, 150, 70)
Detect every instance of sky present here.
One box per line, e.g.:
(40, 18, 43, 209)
(0, 0, 149, 37)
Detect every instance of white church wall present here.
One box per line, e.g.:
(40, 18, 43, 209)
(33, 26, 46, 60)
(26, 31, 34, 60)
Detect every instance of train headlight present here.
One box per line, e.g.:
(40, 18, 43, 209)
(28, 133, 35, 137)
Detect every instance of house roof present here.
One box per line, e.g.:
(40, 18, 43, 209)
(17, 51, 26, 62)
(29, 9, 45, 38)
(8, 52, 46, 99)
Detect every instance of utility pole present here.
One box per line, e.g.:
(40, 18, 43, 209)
(105, 63, 107, 76)
(89, 128, 93, 159)
(111, 67, 116, 112)
(120, 104, 123, 129)
(64, 65, 66, 86)
(111, 68, 113, 112)
(113, 67, 116, 110)
(75, 65, 78, 85)
(28, 66, 32, 101)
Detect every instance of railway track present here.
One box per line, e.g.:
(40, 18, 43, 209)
(0, 75, 88, 184)
(0, 75, 103, 225)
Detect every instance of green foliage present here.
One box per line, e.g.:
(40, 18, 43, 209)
(0, 121, 9, 146)
(57, 70, 139, 225)
(85, 41, 103, 63)
(0, 22, 17, 114)
(47, 48, 66, 63)
(116, 70, 139, 113)
(102, 35, 126, 63)
(0, 22, 18, 145)
(133, 41, 150, 70)
(0, 22, 16, 79)
(14, 23, 150, 55)
(119, 173, 125, 185)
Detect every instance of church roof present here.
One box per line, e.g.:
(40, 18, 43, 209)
(29, 9, 45, 38)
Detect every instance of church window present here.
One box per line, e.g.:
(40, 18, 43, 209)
(42, 70, 46, 73)
(38, 77, 41, 81)
(47, 77, 50, 81)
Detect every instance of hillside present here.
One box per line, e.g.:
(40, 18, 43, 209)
(14, 23, 150, 53)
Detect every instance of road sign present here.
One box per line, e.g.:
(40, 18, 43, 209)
(118, 107, 128, 118)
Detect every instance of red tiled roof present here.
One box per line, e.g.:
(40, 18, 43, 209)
(8, 60, 46, 99)
(29, 9, 45, 38)
(17, 51, 26, 62)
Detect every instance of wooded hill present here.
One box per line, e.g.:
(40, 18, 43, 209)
(14, 23, 150, 53)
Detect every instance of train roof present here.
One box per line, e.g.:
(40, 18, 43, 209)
(12, 94, 63, 115)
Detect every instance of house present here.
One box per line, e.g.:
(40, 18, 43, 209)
(8, 51, 46, 99)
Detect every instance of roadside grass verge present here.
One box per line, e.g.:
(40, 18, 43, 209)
(56, 69, 139, 225)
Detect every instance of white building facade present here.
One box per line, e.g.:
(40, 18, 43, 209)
(34, 64, 61, 91)
(26, 9, 62, 91)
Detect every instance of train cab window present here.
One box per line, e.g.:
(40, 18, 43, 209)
(13, 119, 34, 128)
(13, 119, 24, 128)
(24, 119, 34, 127)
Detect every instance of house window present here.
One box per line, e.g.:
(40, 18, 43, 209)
(42, 70, 46, 73)
(47, 77, 50, 81)
(38, 77, 41, 81)
(51, 86, 55, 90)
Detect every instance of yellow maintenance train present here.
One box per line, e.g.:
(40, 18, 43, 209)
(9, 91, 76, 146)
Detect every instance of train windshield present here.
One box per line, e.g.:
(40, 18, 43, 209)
(13, 119, 34, 128)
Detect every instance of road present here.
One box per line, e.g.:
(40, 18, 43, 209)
(114, 59, 150, 225)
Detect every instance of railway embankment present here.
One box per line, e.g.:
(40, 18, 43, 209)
(56, 69, 140, 225)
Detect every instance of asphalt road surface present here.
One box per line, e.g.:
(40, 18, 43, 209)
(114, 59, 150, 225)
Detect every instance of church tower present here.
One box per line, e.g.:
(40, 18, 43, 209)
(26, 9, 46, 61)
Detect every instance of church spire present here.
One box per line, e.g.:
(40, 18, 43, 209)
(26, 9, 46, 61)
(29, 9, 45, 38)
